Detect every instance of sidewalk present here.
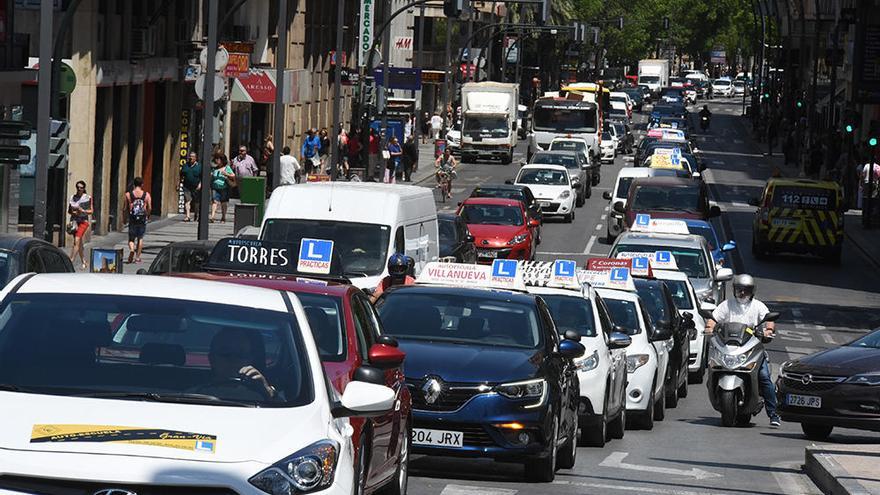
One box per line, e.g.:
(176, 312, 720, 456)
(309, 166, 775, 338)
(80, 143, 446, 272)
(805, 445, 880, 495)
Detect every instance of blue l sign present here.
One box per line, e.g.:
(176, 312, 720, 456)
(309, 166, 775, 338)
(492, 259, 518, 278)
(610, 267, 630, 282)
(656, 251, 672, 263)
(553, 260, 576, 278)
(635, 214, 650, 227)
(300, 239, 333, 262)
(633, 257, 650, 270)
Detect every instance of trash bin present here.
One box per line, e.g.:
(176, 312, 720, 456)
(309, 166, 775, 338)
(234, 203, 259, 234)
(238, 176, 266, 223)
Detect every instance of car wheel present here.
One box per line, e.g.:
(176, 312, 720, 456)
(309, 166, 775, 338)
(653, 385, 666, 421)
(802, 423, 833, 441)
(688, 367, 705, 384)
(585, 183, 592, 199)
(633, 378, 656, 430)
(380, 424, 410, 495)
(678, 375, 689, 399)
(592, 172, 600, 187)
(608, 406, 626, 440)
(525, 416, 558, 482)
(576, 192, 585, 207)
(502, 151, 513, 165)
(556, 414, 577, 469)
(580, 410, 606, 447)
(564, 211, 573, 223)
(666, 369, 680, 408)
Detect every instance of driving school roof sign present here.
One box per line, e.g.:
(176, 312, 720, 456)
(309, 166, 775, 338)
(298, 239, 334, 275)
(418, 261, 526, 291)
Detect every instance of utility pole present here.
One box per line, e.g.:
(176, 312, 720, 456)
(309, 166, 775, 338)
(272, 0, 289, 187)
(466, 2, 474, 82)
(33, 0, 53, 241)
(380, 0, 392, 164)
(331, 0, 345, 180)
(442, 16, 452, 126)
(414, 4, 425, 147)
(198, 0, 218, 240)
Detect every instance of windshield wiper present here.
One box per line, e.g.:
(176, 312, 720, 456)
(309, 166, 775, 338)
(75, 391, 257, 407)
(344, 271, 369, 278)
(0, 383, 25, 392)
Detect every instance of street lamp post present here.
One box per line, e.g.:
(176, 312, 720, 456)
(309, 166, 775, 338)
(198, 0, 219, 241)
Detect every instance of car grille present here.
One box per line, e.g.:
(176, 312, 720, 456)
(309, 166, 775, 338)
(0, 476, 239, 495)
(413, 419, 496, 447)
(782, 371, 845, 393)
(407, 379, 489, 412)
(537, 202, 560, 213)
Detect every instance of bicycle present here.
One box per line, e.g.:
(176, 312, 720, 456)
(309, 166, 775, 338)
(437, 168, 454, 202)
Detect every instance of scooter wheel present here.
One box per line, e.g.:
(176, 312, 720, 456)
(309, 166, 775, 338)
(720, 390, 738, 427)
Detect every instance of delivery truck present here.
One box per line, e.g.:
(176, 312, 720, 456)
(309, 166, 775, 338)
(460, 81, 519, 164)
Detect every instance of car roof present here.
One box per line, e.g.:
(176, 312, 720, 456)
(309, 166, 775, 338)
(767, 178, 840, 189)
(175, 272, 353, 297)
(385, 284, 539, 305)
(550, 137, 588, 144)
(617, 168, 656, 179)
(615, 231, 707, 249)
(631, 176, 701, 188)
(532, 150, 579, 157)
(437, 212, 460, 222)
(462, 197, 522, 207)
(520, 164, 567, 172)
(682, 219, 713, 229)
(473, 184, 527, 192)
(14, 273, 291, 312)
(595, 287, 640, 302)
(652, 269, 689, 281)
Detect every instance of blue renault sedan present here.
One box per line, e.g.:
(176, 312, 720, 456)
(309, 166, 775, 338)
(376, 283, 584, 482)
(683, 219, 736, 267)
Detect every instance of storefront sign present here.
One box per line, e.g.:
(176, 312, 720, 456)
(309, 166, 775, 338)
(394, 36, 413, 53)
(358, 0, 374, 67)
(177, 110, 190, 214)
(231, 70, 276, 103)
(224, 53, 251, 78)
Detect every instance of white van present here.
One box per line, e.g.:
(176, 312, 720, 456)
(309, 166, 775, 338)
(260, 182, 439, 289)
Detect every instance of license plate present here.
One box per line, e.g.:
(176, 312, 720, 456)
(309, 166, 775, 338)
(771, 218, 800, 229)
(411, 428, 463, 448)
(538, 201, 551, 208)
(786, 394, 822, 408)
(478, 249, 498, 258)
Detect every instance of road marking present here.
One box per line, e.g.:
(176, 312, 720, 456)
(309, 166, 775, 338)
(598, 452, 722, 480)
(821, 333, 839, 345)
(795, 322, 826, 331)
(777, 330, 813, 343)
(601, 214, 607, 220)
(605, 205, 610, 211)
(583, 235, 598, 254)
(785, 346, 821, 356)
(440, 485, 517, 495)
(595, 224, 603, 231)
(553, 480, 730, 495)
(771, 461, 823, 495)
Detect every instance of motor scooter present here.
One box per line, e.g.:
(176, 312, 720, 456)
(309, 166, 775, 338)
(700, 115, 711, 132)
(703, 309, 780, 427)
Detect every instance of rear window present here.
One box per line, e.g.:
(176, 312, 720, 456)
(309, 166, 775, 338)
(771, 186, 837, 210)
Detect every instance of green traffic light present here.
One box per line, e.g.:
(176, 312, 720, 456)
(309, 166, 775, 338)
(796, 101, 803, 108)
(845, 124, 854, 133)
(870, 137, 878, 147)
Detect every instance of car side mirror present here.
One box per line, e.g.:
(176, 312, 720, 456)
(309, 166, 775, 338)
(603, 191, 613, 200)
(559, 339, 586, 359)
(519, 159, 527, 167)
(504, 179, 514, 185)
(612, 202, 625, 214)
(563, 329, 581, 342)
(368, 343, 406, 369)
(457, 201, 463, 206)
(332, 380, 396, 418)
(709, 204, 721, 218)
(722, 241, 737, 252)
(748, 197, 761, 207)
(761, 311, 780, 323)
(572, 182, 582, 189)
(608, 331, 632, 349)
(714, 267, 734, 282)
(465, 234, 475, 242)
(699, 301, 717, 320)
(650, 321, 673, 342)
(377, 335, 398, 347)
(528, 219, 540, 228)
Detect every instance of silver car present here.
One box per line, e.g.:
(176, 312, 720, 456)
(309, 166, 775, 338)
(609, 231, 733, 305)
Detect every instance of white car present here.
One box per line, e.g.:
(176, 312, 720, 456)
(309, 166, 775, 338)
(610, 92, 633, 117)
(732, 80, 747, 96)
(602, 167, 655, 241)
(0, 273, 397, 495)
(514, 164, 578, 222)
(713, 79, 733, 97)
(446, 127, 461, 154)
(523, 262, 630, 447)
(596, 288, 671, 430)
(653, 269, 709, 383)
(600, 130, 617, 163)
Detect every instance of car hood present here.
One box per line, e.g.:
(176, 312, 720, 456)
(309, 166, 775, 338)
(398, 339, 542, 383)
(467, 224, 526, 245)
(787, 346, 880, 375)
(0, 392, 329, 464)
(517, 183, 567, 201)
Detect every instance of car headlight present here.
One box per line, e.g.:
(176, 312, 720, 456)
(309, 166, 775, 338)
(507, 233, 529, 246)
(845, 374, 880, 386)
(626, 354, 650, 373)
(574, 350, 600, 372)
(494, 378, 547, 408)
(250, 440, 339, 494)
(559, 190, 571, 199)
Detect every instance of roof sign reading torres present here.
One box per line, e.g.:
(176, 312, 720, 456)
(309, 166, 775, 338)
(358, 0, 374, 67)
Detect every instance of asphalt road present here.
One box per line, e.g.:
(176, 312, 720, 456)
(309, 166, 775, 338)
(406, 96, 880, 495)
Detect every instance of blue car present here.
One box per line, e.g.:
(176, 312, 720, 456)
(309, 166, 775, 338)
(683, 219, 736, 267)
(376, 285, 584, 482)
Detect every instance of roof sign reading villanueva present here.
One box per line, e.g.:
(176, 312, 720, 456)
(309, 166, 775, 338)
(358, 0, 374, 67)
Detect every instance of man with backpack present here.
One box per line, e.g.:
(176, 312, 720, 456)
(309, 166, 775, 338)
(125, 177, 151, 264)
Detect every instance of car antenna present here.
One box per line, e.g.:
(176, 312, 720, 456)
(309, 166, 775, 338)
(328, 180, 334, 212)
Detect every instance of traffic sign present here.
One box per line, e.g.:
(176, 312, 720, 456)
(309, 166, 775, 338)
(195, 74, 226, 102)
(297, 238, 334, 274)
(492, 259, 518, 279)
(199, 46, 230, 71)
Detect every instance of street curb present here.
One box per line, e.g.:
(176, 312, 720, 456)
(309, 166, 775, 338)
(804, 447, 874, 495)
(844, 228, 880, 273)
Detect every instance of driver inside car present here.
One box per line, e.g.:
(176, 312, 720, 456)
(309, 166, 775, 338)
(194, 327, 277, 400)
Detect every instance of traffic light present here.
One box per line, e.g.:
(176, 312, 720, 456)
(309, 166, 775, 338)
(870, 137, 878, 147)
(443, 0, 463, 18)
(844, 123, 855, 134)
(796, 99, 804, 109)
(0, 120, 32, 165)
(49, 120, 69, 169)
(618, 17, 624, 29)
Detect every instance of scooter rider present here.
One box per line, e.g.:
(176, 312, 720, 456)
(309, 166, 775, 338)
(369, 253, 415, 304)
(705, 274, 780, 427)
(699, 105, 712, 130)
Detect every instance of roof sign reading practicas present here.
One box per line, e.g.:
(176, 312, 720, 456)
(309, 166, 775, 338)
(630, 256, 652, 277)
(418, 262, 526, 291)
(635, 213, 651, 228)
(551, 260, 578, 286)
(297, 238, 334, 274)
(616, 251, 679, 270)
(521, 260, 582, 290)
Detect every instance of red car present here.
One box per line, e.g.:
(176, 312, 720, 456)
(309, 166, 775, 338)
(173, 244, 412, 495)
(457, 197, 539, 264)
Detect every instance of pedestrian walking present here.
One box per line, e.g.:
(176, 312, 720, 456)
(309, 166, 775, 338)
(210, 153, 235, 223)
(402, 134, 418, 182)
(348, 129, 362, 169)
(279, 146, 301, 185)
(231, 145, 258, 198)
(318, 128, 330, 170)
(421, 112, 430, 144)
(336, 125, 349, 176)
(124, 177, 151, 265)
(368, 128, 380, 179)
(858, 159, 880, 211)
(180, 152, 202, 222)
(385, 136, 403, 184)
(430, 112, 442, 140)
(301, 128, 321, 176)
(67, 180, 92, 270)
(260, 135, 274, 172)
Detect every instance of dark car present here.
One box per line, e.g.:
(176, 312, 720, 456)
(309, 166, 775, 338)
(634, 278, 692, 408)
(0, 234, 74, 286)
(438, 213, 477, 263)
(621, 88, 644, 111)
(468, 184, 543, 241)
(609, 122, 634, 154)
(376, 284, 584, 482)
(617, 177, 720, 229)
(649, 104, 688, 126)
(141, 240, 216, 275)
(778, 327, 880, 440)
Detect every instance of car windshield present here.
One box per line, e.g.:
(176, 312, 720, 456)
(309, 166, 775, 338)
(549, 141, 586, 154)
(848, 329, 880, 349)
(460, 204, 524, 226)
(687, 224, 718, 251)
(714, 80, 730, 86)
(635, 282, 672, 325)
(532, 153, 578, 169)
(517, 168, 568, 186)
(631, 185, 701, 212)
(261, 219, 391, 277)
(439, 218, 458, 240)
(661, 280, 694, 310)
(0, 294, 311, 407)
(603, 298, 642, 335)
(614, 244, 709, 278)
(612, 124, 626, 135)
(463, 116, 508, 137)
(298, 293, 346, 361)
(540, 294, 597, 337)
(377, 292, 542, 349)
(602, 131, 613, 140)
(533, 104, 598, 132)
(616, 177, 635, 199)
(640, 76, 659, 84)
